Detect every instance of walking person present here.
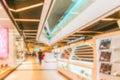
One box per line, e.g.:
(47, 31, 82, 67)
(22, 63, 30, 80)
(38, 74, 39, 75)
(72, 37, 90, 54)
(41, 53, 45, 62)
(37, 49, 42, 64)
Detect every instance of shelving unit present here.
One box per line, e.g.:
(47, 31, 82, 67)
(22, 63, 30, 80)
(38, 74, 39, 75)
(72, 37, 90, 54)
(56, 31, 120, 80)
(94, 31, 120, 80)
(56, 41, 94, 80)
(72, 44, 93, 62)
(60, 47, 72, 60)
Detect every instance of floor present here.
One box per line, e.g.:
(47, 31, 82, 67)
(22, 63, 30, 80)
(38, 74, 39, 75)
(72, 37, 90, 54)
(4, 56, 68, 80)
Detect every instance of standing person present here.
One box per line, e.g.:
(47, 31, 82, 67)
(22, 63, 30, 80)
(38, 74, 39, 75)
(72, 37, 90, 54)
(38, 49, 42, 64)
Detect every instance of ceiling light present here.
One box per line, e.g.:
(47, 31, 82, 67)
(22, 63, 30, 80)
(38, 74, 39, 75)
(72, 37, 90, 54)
(0, 7, 3, 9)
(0, 18, 10, 20)
(23, 30, 37, 32)
(101, 18, 119, 21)
(14, 19, 40, 22)
(9, 2, 44, 12)
(26, 36, 36, 38)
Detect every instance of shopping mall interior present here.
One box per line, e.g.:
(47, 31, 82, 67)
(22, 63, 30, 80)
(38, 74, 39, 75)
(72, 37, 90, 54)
(0, 0, 120, 80)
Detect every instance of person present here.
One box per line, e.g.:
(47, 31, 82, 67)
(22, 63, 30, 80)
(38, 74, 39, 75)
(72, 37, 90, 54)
(32, 51, 36, 57)
(41, 53, 45, 61)
(37, 49, 42, 64)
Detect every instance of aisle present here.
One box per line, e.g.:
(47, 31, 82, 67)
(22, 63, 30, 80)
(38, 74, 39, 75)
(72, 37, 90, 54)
(4, 56, 68, 80)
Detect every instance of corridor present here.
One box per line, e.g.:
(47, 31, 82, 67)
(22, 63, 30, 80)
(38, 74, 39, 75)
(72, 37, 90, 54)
(4, 56, 68, 80)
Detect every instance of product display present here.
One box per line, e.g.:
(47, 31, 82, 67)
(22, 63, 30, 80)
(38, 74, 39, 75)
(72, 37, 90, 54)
(99, 51, 111, 62)
(99, 39, 111, 50)
(96, 34, 120, 80)
(72, 44, 93, 62)
(56, 42, 93, 80)
(60, 48, 72, 59)
(100, 63, 112, 75)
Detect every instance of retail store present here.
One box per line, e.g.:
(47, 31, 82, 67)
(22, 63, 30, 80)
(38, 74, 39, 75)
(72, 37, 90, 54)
(0, 0, 120, 80)
(0, 3, 25, 78)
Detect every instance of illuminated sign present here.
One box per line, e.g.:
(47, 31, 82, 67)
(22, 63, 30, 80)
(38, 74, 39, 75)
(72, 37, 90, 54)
(67, 36, 85, 44)
(0, 28, 8, 58)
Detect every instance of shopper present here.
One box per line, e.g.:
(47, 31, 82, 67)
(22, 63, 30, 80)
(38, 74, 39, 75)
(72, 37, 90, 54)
(32, 51, 36, 57)
(42, 53, 45, 61)
(37, 49, 42, 64)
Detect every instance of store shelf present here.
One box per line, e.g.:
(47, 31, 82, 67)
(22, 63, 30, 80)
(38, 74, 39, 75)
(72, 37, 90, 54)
(69, 60, 93, 69)
(100, 73, 120, 80)
(57, 61, 68, 70)
(71, 44, 94, 62)
(57, 59, 69, 62)
(60, 47, 72, 59)
(69, 64, 92, 80)
(56, 43, 94, 80)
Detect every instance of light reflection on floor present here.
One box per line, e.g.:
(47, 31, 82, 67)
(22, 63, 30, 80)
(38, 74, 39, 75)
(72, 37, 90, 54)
(4, 56, 68, 80)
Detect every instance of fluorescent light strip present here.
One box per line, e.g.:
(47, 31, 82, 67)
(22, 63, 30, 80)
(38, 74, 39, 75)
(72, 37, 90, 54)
(0, 18, 10, 20)
(9, 2, 44, 12)
(24, 30, 37, 32)
(77, 31, 103, 33)
(0, 7, 3, 9)
(25, 36, 36, 38)
(101, 18, 120, 21)
(14, 19, 40, 22)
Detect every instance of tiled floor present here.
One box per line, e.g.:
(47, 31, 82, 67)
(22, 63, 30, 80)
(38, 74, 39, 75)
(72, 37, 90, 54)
(4, 56, 68, 80)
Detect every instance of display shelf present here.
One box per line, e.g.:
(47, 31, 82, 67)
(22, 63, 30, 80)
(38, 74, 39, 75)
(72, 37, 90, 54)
(71, 44, 94, 62)
(57, 61, 68, 70)
(69, 64, 92, 80)
(99, 73, 120, 80)
(69, 60, 93, 69)
(57, 58, 68, 62)
(60, 47, 72, 59)
(94, 31, 120, 80)
(56, 42, 94, 80)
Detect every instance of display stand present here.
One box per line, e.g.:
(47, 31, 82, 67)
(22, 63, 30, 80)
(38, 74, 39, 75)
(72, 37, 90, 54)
(56, 40, 95, 80)
(94, 31, 120, 80)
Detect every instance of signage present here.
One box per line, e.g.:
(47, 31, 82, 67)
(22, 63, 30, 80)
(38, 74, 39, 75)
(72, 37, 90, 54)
(0, 28, 8, 58)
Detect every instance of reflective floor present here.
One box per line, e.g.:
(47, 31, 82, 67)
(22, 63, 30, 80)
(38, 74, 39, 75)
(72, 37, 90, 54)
(4, 56, 68, 80)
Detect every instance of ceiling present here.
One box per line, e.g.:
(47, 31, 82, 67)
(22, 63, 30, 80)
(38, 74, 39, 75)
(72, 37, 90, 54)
(1, 0, 120, 51)
(57, 10, 120, 45)
(1, 0, 45, 45)
(43, 0, 94, 38)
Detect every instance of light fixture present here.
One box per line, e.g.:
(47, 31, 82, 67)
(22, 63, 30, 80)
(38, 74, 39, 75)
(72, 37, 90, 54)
(9, 2, 44, 12)
(23, 30, 37, 32)
(101, 18, 119, 21)
(14, 19, 40, 22)
(26, 36, 36, 38)
(0, 18, 10, 20)
(0, 7, 3, 9)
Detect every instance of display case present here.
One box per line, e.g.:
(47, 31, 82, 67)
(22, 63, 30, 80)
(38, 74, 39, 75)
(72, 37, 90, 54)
(57, 41, 94, 80)
(60, 47, 72, 60)
(69, 43, 93, 80)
